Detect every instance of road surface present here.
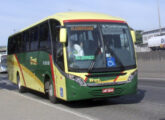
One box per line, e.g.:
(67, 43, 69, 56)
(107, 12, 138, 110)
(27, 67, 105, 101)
(0, 73, 165, 120)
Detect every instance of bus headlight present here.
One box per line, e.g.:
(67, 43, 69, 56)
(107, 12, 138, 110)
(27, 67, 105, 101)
(67, 74, 87, 86)
(127, 70, 138, 83)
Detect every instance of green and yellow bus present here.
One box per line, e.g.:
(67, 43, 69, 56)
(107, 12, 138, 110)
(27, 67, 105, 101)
(7, 12, 137, 103)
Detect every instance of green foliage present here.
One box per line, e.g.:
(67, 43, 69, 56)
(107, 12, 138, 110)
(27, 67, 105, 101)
(135, 30, 143, 44)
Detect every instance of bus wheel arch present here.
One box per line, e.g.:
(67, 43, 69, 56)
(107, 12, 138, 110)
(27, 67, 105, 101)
(44, 75, 50, 95)
(44, 74, 58, 103)
(16, 71, 20, 85)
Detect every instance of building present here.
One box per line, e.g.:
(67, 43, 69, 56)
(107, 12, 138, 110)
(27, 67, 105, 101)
(142, 27, 165, 44)
(0, 46, 7, 55)
(0, 46, 7, 72)
(0, 46, 7, 51)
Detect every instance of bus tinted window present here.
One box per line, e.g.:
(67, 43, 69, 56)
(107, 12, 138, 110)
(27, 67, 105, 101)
(50, 20, 60, 42)
(24, 31, 30, 51)
(22, 32, 26, 52)
(30, 27, 39, 51)
(21, 33, 25, 52)
(13, 37, 17, 53)
(39, 23, 51, 49)
(16, 34, 22, 53)
(8, 38, 13, 54)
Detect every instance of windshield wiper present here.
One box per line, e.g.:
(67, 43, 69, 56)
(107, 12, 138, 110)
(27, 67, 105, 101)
(88, 47, 101, 72)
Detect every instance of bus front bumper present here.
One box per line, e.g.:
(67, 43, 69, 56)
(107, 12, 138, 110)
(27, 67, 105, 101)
(66, 76, 137, 101)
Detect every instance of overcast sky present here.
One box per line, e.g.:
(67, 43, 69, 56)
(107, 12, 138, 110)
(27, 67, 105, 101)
(0, 0, 165, 46)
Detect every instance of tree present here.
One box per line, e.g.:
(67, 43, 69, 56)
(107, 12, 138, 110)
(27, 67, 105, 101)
(135, 30, 143, 44)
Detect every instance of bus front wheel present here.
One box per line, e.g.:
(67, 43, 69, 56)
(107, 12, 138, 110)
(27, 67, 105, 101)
(48, 80, 58, 103)
(17, 74, 26, 93)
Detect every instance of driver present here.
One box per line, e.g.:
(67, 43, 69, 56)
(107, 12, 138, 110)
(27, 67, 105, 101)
(73, 41, 84, 57)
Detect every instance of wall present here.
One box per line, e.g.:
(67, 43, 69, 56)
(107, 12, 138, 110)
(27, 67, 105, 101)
(135, 45, 151, 52)
(137, 51, 165, 78)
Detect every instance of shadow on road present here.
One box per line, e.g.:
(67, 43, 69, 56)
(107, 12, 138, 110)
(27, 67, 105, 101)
(22, 88, 146, 108)
(60, 89, 146, 108)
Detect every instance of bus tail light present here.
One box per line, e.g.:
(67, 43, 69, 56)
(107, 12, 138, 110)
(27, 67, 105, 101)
(127, 70, 138, 83)
(67, 74, 87, 86)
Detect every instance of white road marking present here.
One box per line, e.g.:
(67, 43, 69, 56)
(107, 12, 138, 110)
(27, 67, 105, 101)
(2, 89, 98, 120)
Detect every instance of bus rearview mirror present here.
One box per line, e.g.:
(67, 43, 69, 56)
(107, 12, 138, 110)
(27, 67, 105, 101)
(131, 30, 136, 43)
(60, 28, 67, 43)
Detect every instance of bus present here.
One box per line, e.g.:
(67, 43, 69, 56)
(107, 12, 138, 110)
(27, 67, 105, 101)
(0, 54, 7, 73)
(7, 12, 137, 103)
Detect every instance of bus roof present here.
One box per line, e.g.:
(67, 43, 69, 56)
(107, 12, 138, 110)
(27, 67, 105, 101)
(54, 12, 125, 22)
(10, 12, 126, 37)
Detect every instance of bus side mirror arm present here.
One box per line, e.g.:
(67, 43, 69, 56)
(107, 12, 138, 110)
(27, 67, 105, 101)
(60, 28, 67, 43)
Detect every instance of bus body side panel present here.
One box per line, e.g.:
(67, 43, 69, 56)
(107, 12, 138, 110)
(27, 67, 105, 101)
(7, 52, 51, 93)
(53, 64, 67, 100)
(7, 51, 67, 99)
(7, 54, 29, 88)
(7, 55, 21, 84)
(33, 51, 66, 99)
(16, 52, 44, 92)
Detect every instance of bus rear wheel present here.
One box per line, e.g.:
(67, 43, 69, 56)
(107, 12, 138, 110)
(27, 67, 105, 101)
(48, 80, 58, 103)
(17, 74, 26, 93)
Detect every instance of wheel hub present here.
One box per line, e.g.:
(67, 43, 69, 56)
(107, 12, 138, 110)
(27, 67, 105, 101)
(49, 84, 53, 97)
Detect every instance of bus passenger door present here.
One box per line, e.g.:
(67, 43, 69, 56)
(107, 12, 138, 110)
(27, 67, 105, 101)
(50, 20, 67, 100)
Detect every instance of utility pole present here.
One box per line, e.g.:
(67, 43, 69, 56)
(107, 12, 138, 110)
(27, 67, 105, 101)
(157, 0, 162, 35)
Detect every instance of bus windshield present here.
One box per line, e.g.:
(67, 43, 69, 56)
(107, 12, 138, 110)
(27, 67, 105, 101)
(66, 23, 136, 72)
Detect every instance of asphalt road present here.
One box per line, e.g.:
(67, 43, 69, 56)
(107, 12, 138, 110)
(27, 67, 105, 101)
(0, 73, 165, 120)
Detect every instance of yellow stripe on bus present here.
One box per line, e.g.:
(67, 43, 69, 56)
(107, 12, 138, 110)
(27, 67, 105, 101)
(8, 55, 44, 93)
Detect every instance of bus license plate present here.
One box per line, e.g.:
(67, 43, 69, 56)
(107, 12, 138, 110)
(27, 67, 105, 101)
(102, 88, 114, 93)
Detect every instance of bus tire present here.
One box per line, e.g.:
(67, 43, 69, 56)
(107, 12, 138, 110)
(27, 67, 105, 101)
(17, 74, 26, 93)
(48, 80, 58, 103)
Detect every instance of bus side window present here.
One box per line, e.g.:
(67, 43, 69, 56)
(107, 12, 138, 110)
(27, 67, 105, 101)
(39, 22, 51, 50)
(8, 38, 13, 55)
(21, 33, 25, 52)
(23, 32, 27, 52)
(30, 27, 39, 51)
(23, 31, 30, 51)
(14, 35, 20, 53)
(17, 34, 22, 53)
(12, 36, 17, 54)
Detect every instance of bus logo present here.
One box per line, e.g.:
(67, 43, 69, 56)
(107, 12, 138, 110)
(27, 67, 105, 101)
(89, 79, 101, 83)
(30, 57, 38, 65)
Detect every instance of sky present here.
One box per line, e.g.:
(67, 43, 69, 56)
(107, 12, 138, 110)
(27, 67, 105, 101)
(0, 0, 165, 46)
